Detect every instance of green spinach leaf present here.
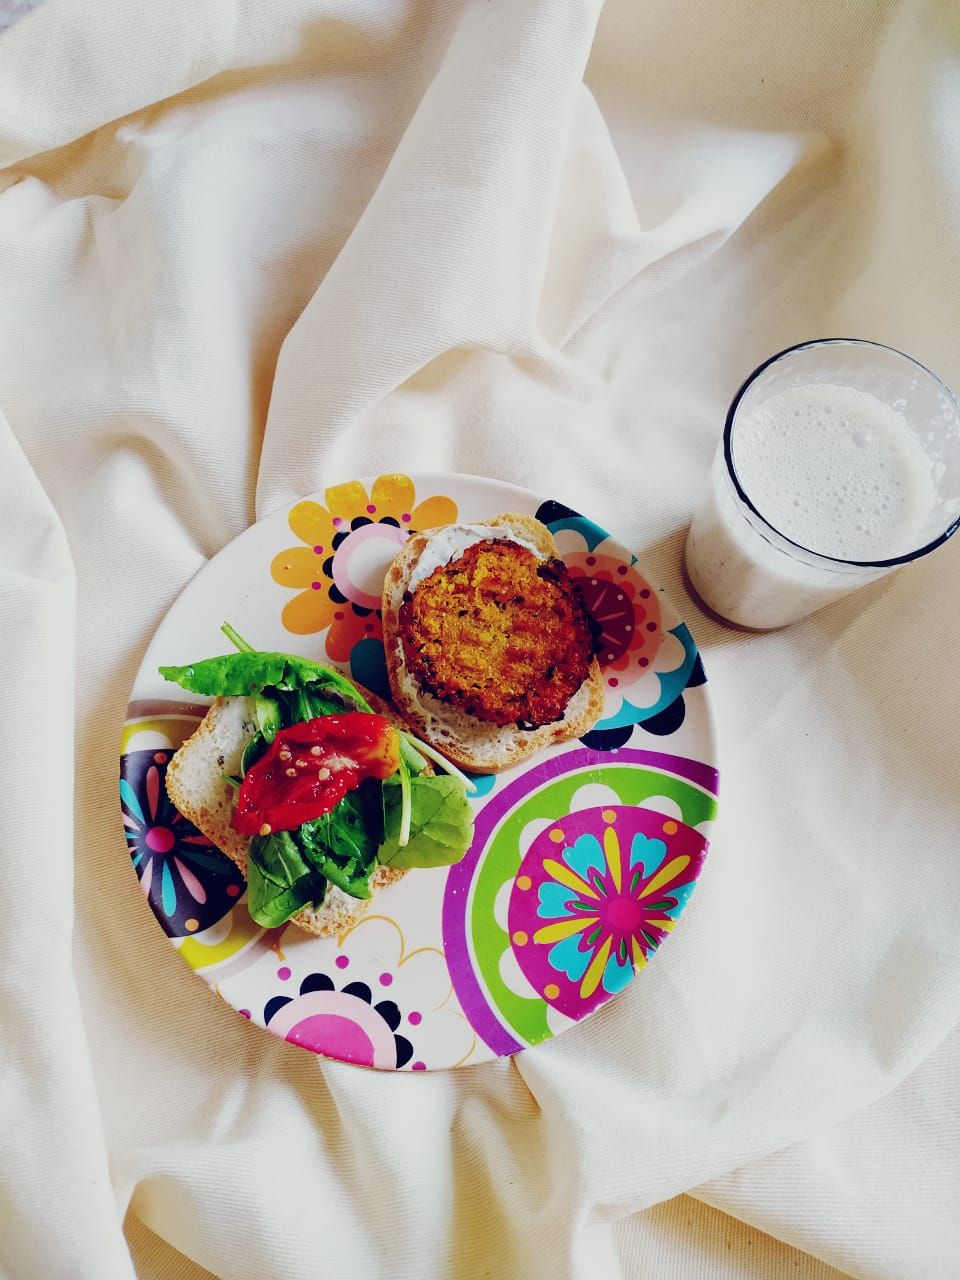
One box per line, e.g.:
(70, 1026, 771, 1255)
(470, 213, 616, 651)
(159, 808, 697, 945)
(158, 650, 373, 711)
(246, 829, 326, 927)
(378, 775, 474, 869)
(293, 686, 346, 724)
(297, 782, 381, 898)
(240, 731, 266, 777)
(255, 694, 282, 743)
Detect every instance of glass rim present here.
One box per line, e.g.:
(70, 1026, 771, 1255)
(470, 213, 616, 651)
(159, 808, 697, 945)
(722, 338, 960, 570)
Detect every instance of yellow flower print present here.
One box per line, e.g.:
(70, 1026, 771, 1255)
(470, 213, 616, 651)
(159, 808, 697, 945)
(271, 474, 458, 661)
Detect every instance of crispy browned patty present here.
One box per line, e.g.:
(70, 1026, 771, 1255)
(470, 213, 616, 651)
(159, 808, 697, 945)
(398, 539, 598, 728)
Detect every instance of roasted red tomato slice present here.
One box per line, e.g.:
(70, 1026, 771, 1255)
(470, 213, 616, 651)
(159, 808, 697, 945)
(232, 713, 399, 836)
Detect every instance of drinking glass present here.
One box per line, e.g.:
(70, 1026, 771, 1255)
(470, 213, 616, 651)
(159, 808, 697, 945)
(684, 339, 960, 629)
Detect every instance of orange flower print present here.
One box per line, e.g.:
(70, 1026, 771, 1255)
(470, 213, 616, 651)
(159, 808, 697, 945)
(271, 475, 458, 662)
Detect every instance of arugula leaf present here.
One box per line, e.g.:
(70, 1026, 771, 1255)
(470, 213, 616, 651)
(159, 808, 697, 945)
(158, 650, 374, 711)
(246, 829, 326, 927)
(378, 775, 474, 869)
(297, 782, 381, 898)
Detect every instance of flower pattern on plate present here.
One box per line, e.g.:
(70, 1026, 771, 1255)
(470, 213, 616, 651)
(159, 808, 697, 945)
(255, 914, 477, 1069)
(271, 474, 458, 659)
(535, 498, 700, 734)
(263, 971, 416, 1068)
(563, 551, 664, 674)
(444, 751, 717, 1056)
(119, 749, 244, 937)
(508, 804, 707, 1021)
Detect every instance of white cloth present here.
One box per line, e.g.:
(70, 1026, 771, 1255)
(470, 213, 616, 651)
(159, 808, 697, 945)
(1, 1, 958, 1277)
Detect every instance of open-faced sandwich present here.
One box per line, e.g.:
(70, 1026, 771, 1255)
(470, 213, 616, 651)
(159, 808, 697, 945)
(157, 512, 601, 934)
(158, 625, 475, 936)
(382, 512, 604, 772)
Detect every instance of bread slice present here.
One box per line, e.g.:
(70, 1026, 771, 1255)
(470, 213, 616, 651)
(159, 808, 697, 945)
(165, 686, 406, 938)
(382, 512, 604, 773)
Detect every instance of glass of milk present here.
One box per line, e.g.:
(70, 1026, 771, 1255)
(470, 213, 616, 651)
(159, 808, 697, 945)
(684, 339, 960, 629)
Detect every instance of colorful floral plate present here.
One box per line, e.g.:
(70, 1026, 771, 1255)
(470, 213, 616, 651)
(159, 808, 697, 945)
(120, 474, 718, 1070)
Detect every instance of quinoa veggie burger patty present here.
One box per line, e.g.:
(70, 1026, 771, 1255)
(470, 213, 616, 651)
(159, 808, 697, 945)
(397, 539, 598, 729)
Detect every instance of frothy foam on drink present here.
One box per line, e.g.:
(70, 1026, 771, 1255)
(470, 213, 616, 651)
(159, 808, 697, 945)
(733, 384, 936, 560)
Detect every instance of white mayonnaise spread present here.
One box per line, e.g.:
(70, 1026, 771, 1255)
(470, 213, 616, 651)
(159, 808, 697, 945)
(407, 523, 542, 589)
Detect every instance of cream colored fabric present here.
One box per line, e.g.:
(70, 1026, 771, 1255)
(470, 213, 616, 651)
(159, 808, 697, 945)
(1, 1, 958, 1278)
(696, 1020, 960, 1280)
(126, 1192, 854, 1280)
